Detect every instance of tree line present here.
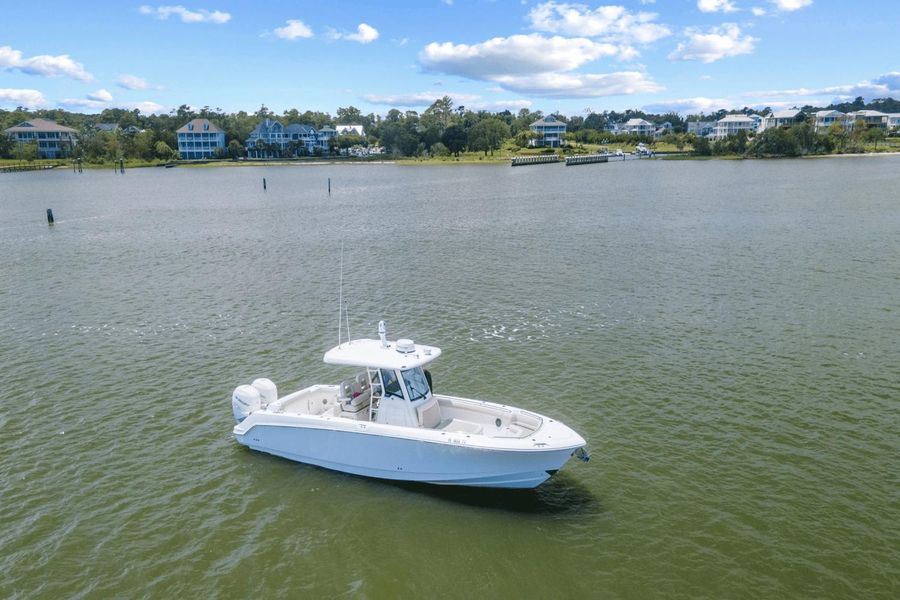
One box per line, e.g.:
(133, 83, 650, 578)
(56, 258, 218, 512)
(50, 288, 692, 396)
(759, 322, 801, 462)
(1, 95, 897, 162)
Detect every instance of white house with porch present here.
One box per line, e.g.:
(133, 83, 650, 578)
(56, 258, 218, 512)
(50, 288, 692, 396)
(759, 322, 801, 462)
(620, 118, 655, 136)
(713, 114, 762, 139)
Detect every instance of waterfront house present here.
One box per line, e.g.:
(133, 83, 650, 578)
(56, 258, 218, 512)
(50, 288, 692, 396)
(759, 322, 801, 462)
(888, 114, 900, 132)
(284, 123, 319, 154)
(245, 119, 338, 156)
(96, 123, 119, 133)
(246, 119, 289, 158)
(848, 110, 889, 130)
(4, 118, 78, 159)
(4, 119, 78, 158)
(529, 115, 566, 147)
(620, 118, 655, 136)
(687, 120, 716, 138)
(317, 126, 338, 150)
(654, 121, 673, 139)
(176, 119, 225, 159)
(813, 110, 851, 133)
(713, 114, 762, 139)
(760, 109, 806, 131)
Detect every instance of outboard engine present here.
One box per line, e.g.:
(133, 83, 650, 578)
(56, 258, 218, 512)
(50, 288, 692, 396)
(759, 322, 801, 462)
(232, 384, 261, 423)
(251, 378, 278, 409)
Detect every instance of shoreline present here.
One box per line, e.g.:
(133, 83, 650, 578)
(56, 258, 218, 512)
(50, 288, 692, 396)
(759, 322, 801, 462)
(4, 150, 898, 172)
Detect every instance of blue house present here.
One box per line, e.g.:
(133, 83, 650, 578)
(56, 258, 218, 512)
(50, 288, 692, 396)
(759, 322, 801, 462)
(529, 115, 566, 148)
(246, 119, 288, 158)
(246, 119, 338, 157)
(176, 119, 225, 159)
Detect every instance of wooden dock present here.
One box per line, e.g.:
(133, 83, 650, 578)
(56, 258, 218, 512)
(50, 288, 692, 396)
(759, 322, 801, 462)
(510, 155, 560, 167)
(565, 154, 610, 166)
(0, 161, 61, 173)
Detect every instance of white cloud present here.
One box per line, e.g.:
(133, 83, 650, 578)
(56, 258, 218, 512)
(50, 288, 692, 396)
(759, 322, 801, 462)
(364, 91, 482, 106)
(138, 5, 231, 24)
(0, 45, 93, 81)
(668, 24, 757, 63)
(363, 91, 530, 112)
(770, 0, 812, 11)
(471, 99, 534, 111)
(87, 88, 113, 102)
(122, 101, 167, 114)
(643, 96, 732, 114)
(644, 72, 900, 115)
(751, 7, 767, 15)
(421, 34, 620, 79)
(59, 97, 109, 111)
(0, 88, 46, 108)
(420, 32, 660, 98)
(117, 74, 159, 90)
(492, 70, 662, 98)
(697, 0, 738, 13)
(746, 72, 900, 102)
(528, 2, 671, 44)
(274, 19, 313, 40)
(332, 23, 379, 44)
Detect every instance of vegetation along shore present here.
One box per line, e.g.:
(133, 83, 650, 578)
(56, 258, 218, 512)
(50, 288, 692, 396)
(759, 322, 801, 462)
(3, 95, 898, 169)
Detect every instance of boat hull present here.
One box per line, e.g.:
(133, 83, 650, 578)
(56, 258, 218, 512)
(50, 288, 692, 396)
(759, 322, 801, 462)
(234, 422, 581, 489)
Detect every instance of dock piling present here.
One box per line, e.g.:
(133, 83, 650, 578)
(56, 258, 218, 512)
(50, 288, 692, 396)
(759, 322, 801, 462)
(263, 177, 267, 191)
(47, 209, 54, 225)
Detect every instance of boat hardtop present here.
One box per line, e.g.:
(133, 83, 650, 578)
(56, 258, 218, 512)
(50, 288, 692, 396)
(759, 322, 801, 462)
(324, 337, 441, 370)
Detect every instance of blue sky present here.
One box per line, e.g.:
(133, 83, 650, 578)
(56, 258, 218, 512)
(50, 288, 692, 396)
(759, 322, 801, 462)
(1, 1, 897, 116)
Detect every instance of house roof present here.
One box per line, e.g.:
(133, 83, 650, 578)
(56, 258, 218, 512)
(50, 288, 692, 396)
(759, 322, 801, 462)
(815, 110, 845, 117)
(4, 118, 78, 134)
(249, 119, 284, 134)
(176, 118, 223, 133)
(531, 116, 565, 127)
(285, 123, 316, 135)
(718, 114, 756, 123)
(336, 124, 365, 135)
(771, 109, 803, 119)
(851, 110, 888, 117)
(624, 118, 652, 126)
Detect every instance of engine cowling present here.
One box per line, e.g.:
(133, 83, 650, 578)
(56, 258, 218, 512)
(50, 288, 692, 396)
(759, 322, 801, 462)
(232, 384, 261, 423)
(251, 378, 278, 408)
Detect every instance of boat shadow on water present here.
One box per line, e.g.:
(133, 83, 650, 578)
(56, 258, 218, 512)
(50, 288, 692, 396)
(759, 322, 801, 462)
(387, 473, 600, 515)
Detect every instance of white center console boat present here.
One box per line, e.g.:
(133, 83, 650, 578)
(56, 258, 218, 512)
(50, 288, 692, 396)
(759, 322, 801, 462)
(231, 322, 589, 488)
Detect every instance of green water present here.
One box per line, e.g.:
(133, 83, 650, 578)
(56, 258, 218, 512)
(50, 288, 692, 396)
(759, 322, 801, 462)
(1, 158, 898, 598)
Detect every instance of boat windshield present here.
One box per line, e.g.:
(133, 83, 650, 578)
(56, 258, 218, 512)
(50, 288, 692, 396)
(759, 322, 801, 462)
(401, 367, 431, 402)
(381, 369, 403, 399)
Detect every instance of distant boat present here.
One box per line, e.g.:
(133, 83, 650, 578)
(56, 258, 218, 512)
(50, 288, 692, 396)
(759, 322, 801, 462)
(230, 321, 589, 488)
(164, 163, 176, 168)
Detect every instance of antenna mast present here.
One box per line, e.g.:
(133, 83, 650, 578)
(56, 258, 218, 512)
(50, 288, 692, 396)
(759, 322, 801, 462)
(338, 241, 344, 345)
